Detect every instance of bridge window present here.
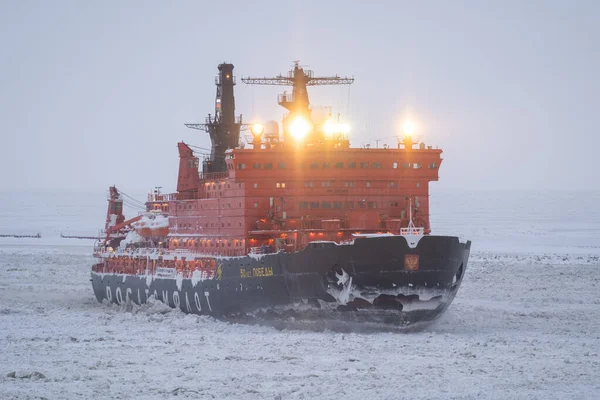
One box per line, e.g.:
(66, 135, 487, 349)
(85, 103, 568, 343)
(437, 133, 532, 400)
(348, 162, 357, 168)
(299, 201, 308, 209)
(322, 162, 331, 169)
(366, 181, 371, 187)
(344, 181, 354, 187)
(416, 182, 420, 188)
(278, 162, 286, 169)
(390, 201, 399, 207)
(392, 162, 398, 169)
(310, 162, 318, 169)
(310, 202, 320, 209)
(322, 202, 331, 208)
(253, 183, 258, 188)
(252, 163, 261, 169)
(429, 162, 438, 169)
(333, 201, 342, 209)
(335, 162, 344, 168)
(402, 163, 410, 169)
(297, 162, 306, 169)
(360, 162, 369, 168)
(389, 181, 398, 188)
(367, 202, 377, 209)
(372, 162, 381, 168)
(276, 182, 286, 188)
(413, 163, 422, 169)
(264, 163, 273, 169)
(253, 202, 259, 208)
(237, 163, 246, 170)
(321, 180, 333, 187)
(345, 201, 354, 209)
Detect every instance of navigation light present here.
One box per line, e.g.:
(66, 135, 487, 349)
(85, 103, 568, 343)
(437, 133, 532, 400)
(402, 121, 415, 136)
(251, 123, 264, 136)
(289, 117, 312, 140)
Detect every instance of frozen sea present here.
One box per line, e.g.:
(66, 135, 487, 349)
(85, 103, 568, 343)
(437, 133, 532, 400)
(1, 189, 599, 399)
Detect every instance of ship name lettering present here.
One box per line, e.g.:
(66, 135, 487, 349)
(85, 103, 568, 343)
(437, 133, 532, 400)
(194, 292, 202, 312)
(204, 291, 212, 312)
(173, 291, 180, 308)
(240, 268, 252, 278)
(252, 267, 274, 277)
(185, 292, 192, 312)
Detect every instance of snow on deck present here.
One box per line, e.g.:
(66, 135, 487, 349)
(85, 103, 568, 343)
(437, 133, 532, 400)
(131, 214, 169, 229)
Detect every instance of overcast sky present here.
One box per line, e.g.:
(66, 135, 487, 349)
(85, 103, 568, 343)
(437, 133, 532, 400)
(1, 0, 598, 195)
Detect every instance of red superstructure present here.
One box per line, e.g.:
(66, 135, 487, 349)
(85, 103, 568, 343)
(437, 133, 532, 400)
(143, 62, 442, 257)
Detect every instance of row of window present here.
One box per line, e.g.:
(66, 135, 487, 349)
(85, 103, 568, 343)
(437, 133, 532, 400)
(297, 198, 419, 210)
(206, 182, 242, 190)
(261, 181, 416, 189)
(237, 162, 439, 170)
(174, 239, 245, 248)
(177, 202, 243, 211)
(175, 221, 244, 229)
(298, 200, 392, 210)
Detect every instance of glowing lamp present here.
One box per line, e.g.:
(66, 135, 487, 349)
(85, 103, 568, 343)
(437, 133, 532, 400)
(323, 121, 335, 136)
(289, 116, 312, 140)
(402, 121, 415, 136)
(251, 123, 264, 136)
(323, 120, 351, 136)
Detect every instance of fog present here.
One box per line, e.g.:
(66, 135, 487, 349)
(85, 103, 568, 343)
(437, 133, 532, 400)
(1, 0, 598, 195)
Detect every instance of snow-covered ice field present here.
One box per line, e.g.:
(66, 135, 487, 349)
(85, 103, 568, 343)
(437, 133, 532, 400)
(1, 190, 599, 399)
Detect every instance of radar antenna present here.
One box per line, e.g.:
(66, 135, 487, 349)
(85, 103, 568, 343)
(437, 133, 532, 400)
(241, 61, 354, 116)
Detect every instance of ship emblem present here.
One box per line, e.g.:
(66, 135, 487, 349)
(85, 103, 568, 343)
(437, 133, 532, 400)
(404, 254, 419, 271)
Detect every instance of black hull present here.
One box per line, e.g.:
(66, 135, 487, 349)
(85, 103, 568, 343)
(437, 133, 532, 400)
(91, 235, 471, 328)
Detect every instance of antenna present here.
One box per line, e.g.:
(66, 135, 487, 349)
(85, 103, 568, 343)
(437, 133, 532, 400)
(241, 62, 354, 116)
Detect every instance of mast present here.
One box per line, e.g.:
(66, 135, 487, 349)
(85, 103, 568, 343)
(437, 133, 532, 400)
(185, 63, 243, 173)
(242, 62, 354, 142)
